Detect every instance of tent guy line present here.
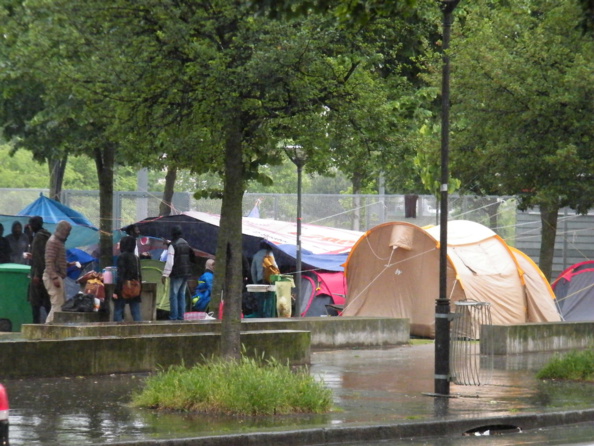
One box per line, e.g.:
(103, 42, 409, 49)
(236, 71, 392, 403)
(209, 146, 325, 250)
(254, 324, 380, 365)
(306, 199, 386, 226)
(343, 220, 561, 338)
(554, 281, 594, 304)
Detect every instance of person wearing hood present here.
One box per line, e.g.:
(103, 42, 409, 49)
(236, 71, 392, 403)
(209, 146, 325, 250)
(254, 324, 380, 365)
(28, 216, 52, 323)
(124, 224, 141, 257)
(0, 224, 10, 264)
(6, 220, 29, 264)
(161, 225, 196, 320)
(113, 234, 142, 322)
(43, 220, 72, 323)
(191, 258, 214, 312)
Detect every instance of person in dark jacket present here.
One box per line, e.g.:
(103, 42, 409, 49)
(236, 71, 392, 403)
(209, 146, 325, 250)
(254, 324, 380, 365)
(0, 224, 10, 264)
(124, 223, 141, 256)
(6, 220, 29, 264)
(161, 226, 195, 320)
(28, 216, 52, 323)
(113, 235, 142, 322)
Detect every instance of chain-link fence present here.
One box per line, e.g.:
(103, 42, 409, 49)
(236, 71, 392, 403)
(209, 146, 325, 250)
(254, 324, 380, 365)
(2, 189, 594, 278)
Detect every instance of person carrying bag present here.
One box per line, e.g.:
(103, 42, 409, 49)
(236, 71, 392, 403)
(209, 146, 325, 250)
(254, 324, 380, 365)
(113, 235, 142, 321)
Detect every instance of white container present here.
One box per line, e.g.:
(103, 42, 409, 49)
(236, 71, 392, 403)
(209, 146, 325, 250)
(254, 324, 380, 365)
(246, 284, 275, 293)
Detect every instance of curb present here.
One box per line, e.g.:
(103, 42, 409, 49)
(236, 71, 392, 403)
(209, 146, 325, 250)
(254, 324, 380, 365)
(96, 408, 594, 446)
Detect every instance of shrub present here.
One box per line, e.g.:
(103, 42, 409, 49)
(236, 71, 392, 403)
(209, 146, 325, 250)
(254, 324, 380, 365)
(537, 350, 594, 381)
(131, 355, 333, 416)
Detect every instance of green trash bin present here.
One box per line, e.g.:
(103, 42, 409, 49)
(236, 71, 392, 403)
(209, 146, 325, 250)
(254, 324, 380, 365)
(0, 263, 33, 332)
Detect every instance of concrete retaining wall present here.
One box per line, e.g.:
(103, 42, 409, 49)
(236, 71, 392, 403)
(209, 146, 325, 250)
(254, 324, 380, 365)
(5, 317, 408, 379)
(23, 317, 410, 349)
(0, 330, 310, 379)
(240, 317, 410, 348)
(482, 322, 594, 355)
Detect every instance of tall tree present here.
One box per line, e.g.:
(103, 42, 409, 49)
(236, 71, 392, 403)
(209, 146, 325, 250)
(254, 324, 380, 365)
(0, 51, 69, 200)
(9, 0, 430, 358)
(449, 0, 594, 279)
(22, 0, 407, 358)
(0, 0, 121, 266)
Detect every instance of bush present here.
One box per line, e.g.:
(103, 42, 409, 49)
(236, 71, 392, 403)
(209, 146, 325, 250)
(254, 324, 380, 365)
(537, 350, 594, 381)
(131, 355, 333, 416)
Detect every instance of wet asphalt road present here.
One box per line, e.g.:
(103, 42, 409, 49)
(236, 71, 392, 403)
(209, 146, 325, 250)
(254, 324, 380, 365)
(4, 343, 594, 445)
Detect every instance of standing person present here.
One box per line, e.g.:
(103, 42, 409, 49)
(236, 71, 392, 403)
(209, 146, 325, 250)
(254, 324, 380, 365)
(250, 241, 278, 284)
(0, 224, 10, 264)
(28, 216, 52, 323)
(42, 220, 72, 323)
(250, 241, 279, 318)
(161, 226, 195, 321)
(124, 224, 141, 256)
(6, 220, 29, 264)
(112, 235, 142, 322)
(191, 259, 215, 312)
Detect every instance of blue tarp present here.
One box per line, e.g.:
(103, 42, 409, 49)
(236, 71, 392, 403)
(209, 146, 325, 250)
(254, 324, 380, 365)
(272, 244, 347, 272)
(0, 194, 100, 249)
(18, 194, 96, 228)
(66, 248, 97, 279)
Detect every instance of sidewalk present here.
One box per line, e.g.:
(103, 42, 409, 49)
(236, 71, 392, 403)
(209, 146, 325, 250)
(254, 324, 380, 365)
(6, 342, 594, 445)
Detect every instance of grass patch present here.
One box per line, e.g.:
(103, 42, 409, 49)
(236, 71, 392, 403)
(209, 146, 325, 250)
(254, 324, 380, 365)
(537, 350, 594, 381)
(131, 355, 333, 416)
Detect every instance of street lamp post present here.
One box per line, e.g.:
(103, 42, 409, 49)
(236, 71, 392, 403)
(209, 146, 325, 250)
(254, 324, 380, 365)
(285, 145, 306, 317)
(435, 0, 460, 397)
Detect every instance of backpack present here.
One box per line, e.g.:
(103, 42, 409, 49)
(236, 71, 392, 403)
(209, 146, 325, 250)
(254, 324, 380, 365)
(62, 292, 95, 312)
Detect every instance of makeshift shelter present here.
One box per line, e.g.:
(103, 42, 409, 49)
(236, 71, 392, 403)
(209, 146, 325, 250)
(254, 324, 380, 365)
(0, 193, 100, 249)
(342, 220, 561, 337)
(551, 260, 594, 321)
(131, 211, 360, 318)
(132, 211, 362, 272)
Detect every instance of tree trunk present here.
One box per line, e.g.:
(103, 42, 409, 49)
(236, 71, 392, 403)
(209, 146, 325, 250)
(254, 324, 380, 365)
(539, 202, 559, 281)
(404, 194, 418, 218)
(48, 156, 68, 202)
(159, 166, 177, 216)
(94, 145, 115, 270)
(214, 122, 245, 361)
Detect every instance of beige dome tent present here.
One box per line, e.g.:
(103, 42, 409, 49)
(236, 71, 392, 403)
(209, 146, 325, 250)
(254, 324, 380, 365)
(342, 220, 561, 337)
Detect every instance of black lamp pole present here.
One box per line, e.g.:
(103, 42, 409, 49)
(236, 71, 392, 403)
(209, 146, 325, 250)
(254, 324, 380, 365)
(435, 0, 460, 397)
(285, 145, 305, 317)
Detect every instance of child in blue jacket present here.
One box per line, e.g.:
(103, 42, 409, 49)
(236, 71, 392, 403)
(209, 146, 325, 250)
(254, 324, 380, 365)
(192, 259, 214, 312)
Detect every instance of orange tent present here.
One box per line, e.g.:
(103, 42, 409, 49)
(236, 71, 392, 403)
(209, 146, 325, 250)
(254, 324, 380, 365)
(342, 220, 560, 337)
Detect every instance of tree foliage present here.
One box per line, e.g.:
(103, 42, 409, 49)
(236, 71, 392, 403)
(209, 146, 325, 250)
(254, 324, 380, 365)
(7, 0, 416, 358)
(252, 0, 419, 25)
(448, 0, 594, 278)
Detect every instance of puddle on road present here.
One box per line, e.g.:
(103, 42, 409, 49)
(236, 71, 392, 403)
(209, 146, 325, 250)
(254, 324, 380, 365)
(4, 345, 594, 445)
(5, 373, 332, 445)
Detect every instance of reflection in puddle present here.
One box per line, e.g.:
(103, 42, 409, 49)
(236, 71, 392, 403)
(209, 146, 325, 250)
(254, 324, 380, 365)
(5, 344, 594, 445)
